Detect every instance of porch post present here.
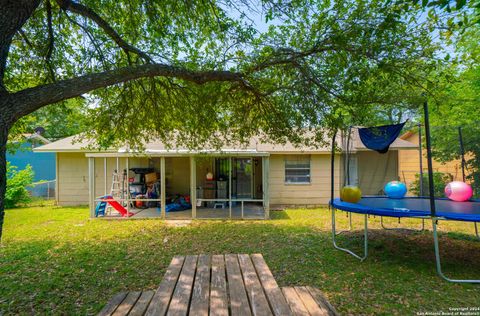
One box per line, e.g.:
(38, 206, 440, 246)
(229, 157, 232, 218)
(126, 157, 130, 215)
(190, 156, 197, 219)
(55, 153, 59, 204)
(104, 157, 107, 195)
(263, 156, 270, 219)
(88, 157, 95, 217)
(160, 157, 166, 219)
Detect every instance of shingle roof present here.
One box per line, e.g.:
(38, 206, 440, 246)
(34, 130, 417, 154)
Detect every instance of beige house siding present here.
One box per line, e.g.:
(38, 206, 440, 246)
(269, 154, 341, 207)
(57, 153, 89, 206)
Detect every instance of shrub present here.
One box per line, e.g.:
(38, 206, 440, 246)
(409, 172, 452, 197)
(5, 162, 34, 208)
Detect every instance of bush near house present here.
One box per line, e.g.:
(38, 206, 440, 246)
(409, 172, 452, 197)
(5, 162, 34, 208)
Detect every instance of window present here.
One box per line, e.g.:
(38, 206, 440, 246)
(285, 156, 311, 184)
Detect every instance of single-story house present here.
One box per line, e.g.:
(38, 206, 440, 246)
(7, 133, 55, 182)
(34, 132, 416, 219)
(7, 133, 56, 198)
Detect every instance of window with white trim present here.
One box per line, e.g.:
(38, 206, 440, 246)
(285, 155, 311, 184)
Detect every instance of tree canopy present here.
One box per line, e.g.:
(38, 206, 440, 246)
(4, 1, 439, 147)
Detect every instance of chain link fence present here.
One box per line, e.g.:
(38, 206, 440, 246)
(28, 180, 56, 200)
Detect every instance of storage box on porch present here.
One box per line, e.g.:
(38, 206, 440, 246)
(145, 172, 158, 184)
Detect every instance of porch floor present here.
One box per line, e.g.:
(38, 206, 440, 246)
(100, 203, 266, 219)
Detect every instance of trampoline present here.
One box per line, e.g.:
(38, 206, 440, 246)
(331, 197, 480, 284)
(330, 102, 480, 284)
(332, 197, 480, 223)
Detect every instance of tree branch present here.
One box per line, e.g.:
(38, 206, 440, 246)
(4, 63, 258, 120)
(56, 0, 153, 63)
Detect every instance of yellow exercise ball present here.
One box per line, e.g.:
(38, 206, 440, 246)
(340, 186, 362, 203)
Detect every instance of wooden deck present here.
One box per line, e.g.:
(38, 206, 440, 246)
(98, 254, 338, 316)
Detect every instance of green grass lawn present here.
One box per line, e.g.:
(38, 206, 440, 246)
(1, 204, 479, 315)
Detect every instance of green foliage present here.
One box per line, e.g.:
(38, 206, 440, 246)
(5, 0, 441, 150)
(5, 162, 34, 208)
(427, 24, 480, 195)
(409, 172, 452, 197)
(9, 97, 88, 144)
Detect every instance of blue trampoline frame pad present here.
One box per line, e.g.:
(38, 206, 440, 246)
(331, 196, 480, 222)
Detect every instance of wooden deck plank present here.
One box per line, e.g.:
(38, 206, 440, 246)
(210, 255, 228, 316)
(251, 254, 292, 316)
(238, 254, 273, 316)
(167, 255, 198, 316)
(112, 291, 141, 316)
(128, 291, 155, 316)
(145, 256, 185, 316)
(100, 255, 338, 316)
(306, 287, 339, 316)
(281, 287, 309, 316)
(294, 287, 329, 316)
(225, 254, 252, 316)
(189, 255, 211, 316)
(98, 292, 128, 316)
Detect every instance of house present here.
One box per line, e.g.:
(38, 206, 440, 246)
(7, 133, 55, 182)
(34, 132, 416, 219)
(398, 130, 467, 193)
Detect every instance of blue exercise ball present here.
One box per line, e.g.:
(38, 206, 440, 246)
(384, 181, 407, 199)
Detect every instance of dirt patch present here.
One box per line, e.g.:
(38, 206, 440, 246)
(165, 220, 192, 227)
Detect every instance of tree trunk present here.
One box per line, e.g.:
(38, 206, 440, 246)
(0, 122, 9, 242)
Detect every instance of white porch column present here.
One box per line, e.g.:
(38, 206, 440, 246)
(190, 156, 197, 219)
(262, 156, 270, 219)
(55, 153, 59, 204)
(160, 157, 166, 219)
(88, 157, 95, 217)
(126, 157, 130, 214)
(104, 157, 107, 195)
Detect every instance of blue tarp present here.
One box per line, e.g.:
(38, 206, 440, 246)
(358, 122, 406, 153)
(331, 197, 480, 222)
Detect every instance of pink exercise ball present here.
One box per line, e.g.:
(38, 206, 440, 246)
(445, 181, 473, 202)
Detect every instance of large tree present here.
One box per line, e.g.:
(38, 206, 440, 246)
(0, 0, 438, 239)
(428, 24, 480, 194)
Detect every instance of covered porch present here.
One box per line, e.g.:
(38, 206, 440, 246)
(87, 152, 270, 220)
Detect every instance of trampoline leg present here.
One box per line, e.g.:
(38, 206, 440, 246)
(475, 222, 479, 240)
(432, 219, 480, 283)
(335, 212, 353, 235)
(380, 216, 425, 232)
(332, 208, 368, 261)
